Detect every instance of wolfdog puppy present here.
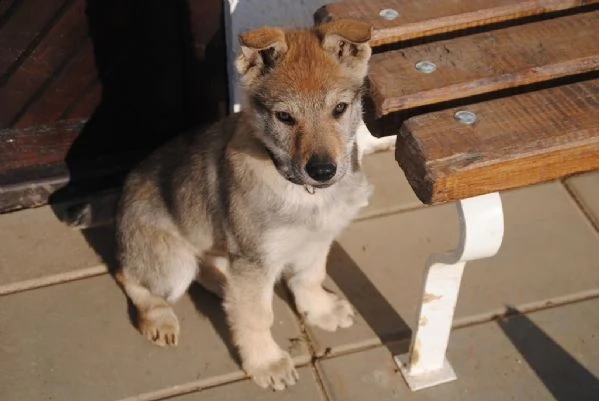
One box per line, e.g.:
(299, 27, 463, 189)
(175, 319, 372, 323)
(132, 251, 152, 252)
(116, 19, 374, 390)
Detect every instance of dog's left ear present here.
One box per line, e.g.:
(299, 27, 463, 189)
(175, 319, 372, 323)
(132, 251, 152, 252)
(316, 19, 372, 77)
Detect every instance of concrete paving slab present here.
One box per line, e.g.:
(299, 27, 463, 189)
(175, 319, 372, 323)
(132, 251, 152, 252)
(0, 205, 114, 287)
(0, 275, 309, 401)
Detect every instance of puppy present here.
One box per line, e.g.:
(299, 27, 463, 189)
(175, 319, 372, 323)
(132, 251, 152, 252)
(115, 19, 374, 390)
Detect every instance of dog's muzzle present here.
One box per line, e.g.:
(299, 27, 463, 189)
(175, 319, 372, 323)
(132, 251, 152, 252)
(265, 148, 335, 194)
(265, 147, 303, 185)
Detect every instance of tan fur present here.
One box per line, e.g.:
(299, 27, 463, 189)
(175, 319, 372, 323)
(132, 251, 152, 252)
(115, 20, 373, 391)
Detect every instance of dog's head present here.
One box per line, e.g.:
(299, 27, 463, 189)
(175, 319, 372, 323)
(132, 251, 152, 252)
(236, 19, 372, 188)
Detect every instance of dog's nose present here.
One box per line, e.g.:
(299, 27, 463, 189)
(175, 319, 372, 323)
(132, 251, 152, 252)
(305, 155, 337, 182)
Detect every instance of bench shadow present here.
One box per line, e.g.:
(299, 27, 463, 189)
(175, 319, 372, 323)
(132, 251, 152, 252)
(327, 242, 412, 354)
(498, 306, 599, 401)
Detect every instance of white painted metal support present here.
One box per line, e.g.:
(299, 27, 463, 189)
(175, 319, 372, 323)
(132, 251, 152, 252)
(395, 192, 504, 391)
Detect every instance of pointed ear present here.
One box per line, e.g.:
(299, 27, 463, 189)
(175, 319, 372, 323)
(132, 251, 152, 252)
(235, 27, 288, 88)
(316, 19, 372, 78)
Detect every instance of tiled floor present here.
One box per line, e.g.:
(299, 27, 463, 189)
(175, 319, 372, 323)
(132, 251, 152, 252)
(1, 150, 598, 401)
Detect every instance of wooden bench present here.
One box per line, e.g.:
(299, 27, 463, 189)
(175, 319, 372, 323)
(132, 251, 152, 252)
(316, 0, 599, 391)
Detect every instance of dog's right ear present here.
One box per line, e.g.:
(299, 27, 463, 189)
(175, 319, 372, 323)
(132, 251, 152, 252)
(235, 27, 288, 88)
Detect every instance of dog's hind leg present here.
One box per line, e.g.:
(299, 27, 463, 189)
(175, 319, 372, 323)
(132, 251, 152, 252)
(116, 227, 198, 347)
(196, 252, 230, 298)
(286, 239, 355, 332)
(223, 261, 298, 391)
(116, 272, 181, 346)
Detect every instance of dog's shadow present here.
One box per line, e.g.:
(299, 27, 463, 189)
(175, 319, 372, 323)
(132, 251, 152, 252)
(186, 281, 240, 364)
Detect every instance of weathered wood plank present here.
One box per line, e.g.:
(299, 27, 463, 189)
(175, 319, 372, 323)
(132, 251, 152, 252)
(315, 0, 599, 47)
(0, 0, 18, 21)
(0, 164, 70, 212)
(0, 119, 85, 172)
(0, 161, 125, 214)
(396, 79, 599, 205)
(368, 10, 599, 117)
(0, 0, 88, 128)
(62, 82, 102, 120)
(0, 0, 68, 78)
(13, 41, 98, 127)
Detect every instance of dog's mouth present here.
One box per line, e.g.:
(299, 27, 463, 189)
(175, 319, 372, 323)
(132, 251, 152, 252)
(311, 182, 334, 189)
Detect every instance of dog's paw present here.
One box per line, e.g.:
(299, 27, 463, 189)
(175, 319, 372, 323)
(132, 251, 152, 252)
(245, 350, 299, 391)
(304, 293, 355, 332)
(139, 305, 180, 347)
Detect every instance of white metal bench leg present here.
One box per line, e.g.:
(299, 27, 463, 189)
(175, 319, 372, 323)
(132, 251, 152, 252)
(395, 192, 505, 391)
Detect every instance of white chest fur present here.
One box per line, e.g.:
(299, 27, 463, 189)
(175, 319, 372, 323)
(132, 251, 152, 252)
(260, 172, 372, 271)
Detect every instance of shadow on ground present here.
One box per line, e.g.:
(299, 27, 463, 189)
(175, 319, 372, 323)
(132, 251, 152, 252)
(498, 306, 599, 401)
(324, 243, 411, 354)
(50, 0, 227, 223)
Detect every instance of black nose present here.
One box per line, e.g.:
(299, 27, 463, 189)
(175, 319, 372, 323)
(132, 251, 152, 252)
(305, 155, 337, 182)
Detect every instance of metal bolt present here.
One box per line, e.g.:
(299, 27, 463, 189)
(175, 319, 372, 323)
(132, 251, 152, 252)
(415, 60, 437, 74)
(454, 110, 477, 125)
(379, 9, 399, 20)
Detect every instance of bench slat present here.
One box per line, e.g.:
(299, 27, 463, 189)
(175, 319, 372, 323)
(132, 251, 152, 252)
(368, 10, 599, 117)
(315, 0, 599, 47)
(396, 79, 599, 204)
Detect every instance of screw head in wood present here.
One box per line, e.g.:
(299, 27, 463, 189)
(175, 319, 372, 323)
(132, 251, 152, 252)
(454, 110, 477, 125)
(415, 60, 437, 74)
(379, 9, 399, 20)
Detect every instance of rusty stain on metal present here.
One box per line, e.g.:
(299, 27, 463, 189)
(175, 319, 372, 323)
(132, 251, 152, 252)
(409, 339, 421, 366)
(423, 292, 442, 303)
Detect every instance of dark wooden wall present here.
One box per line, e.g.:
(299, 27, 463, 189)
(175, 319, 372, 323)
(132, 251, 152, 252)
(0, 0, 228, 212)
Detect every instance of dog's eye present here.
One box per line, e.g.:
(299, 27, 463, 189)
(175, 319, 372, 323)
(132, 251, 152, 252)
(275, 111, 295, 126)
(332, 102, 348, 118)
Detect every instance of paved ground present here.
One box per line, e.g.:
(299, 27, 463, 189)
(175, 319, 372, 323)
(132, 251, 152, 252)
(1, 150, 599, 401)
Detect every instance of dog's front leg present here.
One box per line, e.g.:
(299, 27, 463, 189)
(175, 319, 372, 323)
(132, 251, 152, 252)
(286, 240, 355, 332)
(223, 261, 298, 390)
